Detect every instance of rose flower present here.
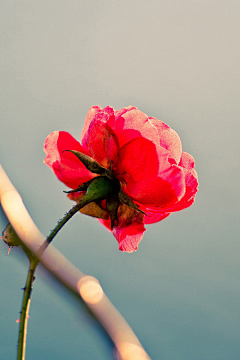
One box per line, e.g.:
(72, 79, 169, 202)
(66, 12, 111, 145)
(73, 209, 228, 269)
(44, 106, 198, 252)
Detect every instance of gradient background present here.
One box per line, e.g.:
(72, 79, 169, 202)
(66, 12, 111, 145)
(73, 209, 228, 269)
(1, 1, 240, 359)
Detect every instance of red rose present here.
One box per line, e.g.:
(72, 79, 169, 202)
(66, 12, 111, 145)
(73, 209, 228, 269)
(44, 106, 198, 252)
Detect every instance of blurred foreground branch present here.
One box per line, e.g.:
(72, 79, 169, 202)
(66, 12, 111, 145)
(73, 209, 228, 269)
(0, 164, 151, 360)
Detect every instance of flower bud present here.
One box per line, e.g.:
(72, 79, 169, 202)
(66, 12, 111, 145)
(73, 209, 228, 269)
(2, 223, 22, 255)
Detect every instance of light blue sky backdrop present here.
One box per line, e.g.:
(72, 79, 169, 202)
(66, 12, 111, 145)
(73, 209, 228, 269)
(1, 1, 240, 359)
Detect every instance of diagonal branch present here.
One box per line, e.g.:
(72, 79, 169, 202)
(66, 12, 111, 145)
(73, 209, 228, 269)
(0, 164, 151, 360)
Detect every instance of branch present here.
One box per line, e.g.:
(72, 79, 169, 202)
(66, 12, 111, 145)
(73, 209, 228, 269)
(0, 164, 151, 360)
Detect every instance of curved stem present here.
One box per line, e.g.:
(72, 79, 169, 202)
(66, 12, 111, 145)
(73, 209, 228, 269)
(17, 201, 84, 360)
(37, 201, 84, 258)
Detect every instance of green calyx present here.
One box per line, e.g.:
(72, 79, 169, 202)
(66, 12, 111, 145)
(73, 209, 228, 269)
(63, 150, 146, 229)
(66, 176, 121, 228)
(85, 176, 120, 203)
(65, 175, 146, 230)
(62, 150, 112, 177)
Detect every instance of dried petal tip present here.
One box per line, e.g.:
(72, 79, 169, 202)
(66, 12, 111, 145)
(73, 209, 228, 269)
(118, 189, 146, 215)
(2, 223, 22, 255)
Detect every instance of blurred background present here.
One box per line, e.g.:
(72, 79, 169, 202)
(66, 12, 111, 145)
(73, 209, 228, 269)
(1, 1, 240, 359)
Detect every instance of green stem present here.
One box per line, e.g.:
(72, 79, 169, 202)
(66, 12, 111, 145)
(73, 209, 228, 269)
(17, 201, 84, 360)
(17, 259, 37, 360)
(37, 201, 85, 258)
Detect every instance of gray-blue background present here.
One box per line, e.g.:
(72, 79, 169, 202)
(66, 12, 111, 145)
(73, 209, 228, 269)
(1, 1, 240, 359)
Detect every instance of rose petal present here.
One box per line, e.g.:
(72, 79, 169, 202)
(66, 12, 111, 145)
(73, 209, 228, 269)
(82, 118, 119, 169)
(166, 168, 198, 211)
(98, 203, 146, 252)
(98, 217, 146, 252)
(98, 217, 112, 231)
(81, 106, 115, 145)
(44, 131, 95, 189)
(113, 223, 146, 252)
(114, 106, 137, 118)
(107, 108, 160, 150)
(116, 137, 161, 182)
(167, 151, 198, 211)
(116, 137, 185, 206)
(143, 209, 171, 224)
(144, 152, 198, 212)
(81, 106, 102, 143)
(149, 117, 182, 164)
(179, 151, 195, 169)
